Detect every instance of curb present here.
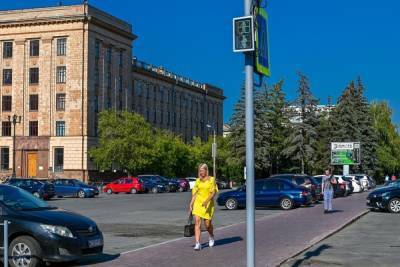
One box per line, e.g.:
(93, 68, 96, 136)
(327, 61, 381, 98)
(278, 209, 370, 266)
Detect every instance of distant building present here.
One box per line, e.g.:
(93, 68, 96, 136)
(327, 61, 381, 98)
(0, 3, 224, 181)
(223, 124, 231, 138)
(288, 105, 335, 124)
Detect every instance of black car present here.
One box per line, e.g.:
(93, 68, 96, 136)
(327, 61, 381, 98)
(0, 185, 103, 267)
(367, 182, 400, 213)
(138, 177, 167, 193)
(269, 174, 322, 202)
(6, 178, 55, 200)
(138, 175, 178, 192)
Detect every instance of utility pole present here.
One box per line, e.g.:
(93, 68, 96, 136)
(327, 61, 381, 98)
(244, 0, 255, 266)
(8, 115, 21, 178)
(207, 124, 217, 179)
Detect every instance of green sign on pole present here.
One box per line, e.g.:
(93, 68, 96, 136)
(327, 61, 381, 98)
(254, 6, 270, 77)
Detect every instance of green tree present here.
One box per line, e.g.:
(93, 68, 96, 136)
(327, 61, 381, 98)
(89, 111, 156, 175)
(282, 73, 319, 174)
(370, 101, 400, 182)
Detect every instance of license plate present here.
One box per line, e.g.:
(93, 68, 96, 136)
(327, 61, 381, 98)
(88, 238, 103, 248)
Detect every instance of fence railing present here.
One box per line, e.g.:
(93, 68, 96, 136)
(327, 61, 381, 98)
(1, 220, 10, 267)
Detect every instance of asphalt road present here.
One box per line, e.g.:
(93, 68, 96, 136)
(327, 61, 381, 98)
(282, 210, 400, 267)
(78, 191, 370, 267)
(52, 190, 283, 254)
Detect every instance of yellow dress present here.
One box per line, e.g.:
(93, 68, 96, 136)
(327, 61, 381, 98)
(192, 176, 218, 220)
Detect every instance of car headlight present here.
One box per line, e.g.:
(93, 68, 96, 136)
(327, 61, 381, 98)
(40, 224, 75, 238)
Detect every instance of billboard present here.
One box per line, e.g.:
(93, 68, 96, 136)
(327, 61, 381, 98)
(331, 142, 361, 165)
(254, 6, 270, 77)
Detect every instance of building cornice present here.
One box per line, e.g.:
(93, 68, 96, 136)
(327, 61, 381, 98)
(0, 15, 86, 28)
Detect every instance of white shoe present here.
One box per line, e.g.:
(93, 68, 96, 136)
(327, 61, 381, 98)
(209, 238, 215, 248)
(194, 242, 202, 251)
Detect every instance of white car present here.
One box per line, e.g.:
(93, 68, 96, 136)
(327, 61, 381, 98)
(353, 174, 370, 190)
(187, 177, 197, 190)
(345, 175, 363, 193)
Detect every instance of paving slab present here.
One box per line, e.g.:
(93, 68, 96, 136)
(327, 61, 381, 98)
(81, 192, 369, 267)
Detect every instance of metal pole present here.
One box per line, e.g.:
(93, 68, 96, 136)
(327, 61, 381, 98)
(12, 119, 16, 178)
(244, 0, 255, 266)
(213, 129, 216, 179)
(4, 220, 8, 267)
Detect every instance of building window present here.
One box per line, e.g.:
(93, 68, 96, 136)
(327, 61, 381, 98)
(29, 68, 39, 84)
(2, 69, 12, 85)
(56, 93, 66, 111)
(94, 94, 99, 113)
(54, 148, 64, 172)
(153, 110, 157, 124)
(29, 95, 39, 111)
(107, 46, 112, 64)
(29, 121, 38, 136)
(3, 42, 12, 58)
(57, 38, 67, 56)
(95, 40, 101, 58)
(0, 147, 9, 170)
(2, 122, 11, 136)
(56, 66, 66, 84)
(29, 40, 39, 57)
(2, 96, 12, 111)
(119, 50, 123, 67)
(56, 121, 65, 136)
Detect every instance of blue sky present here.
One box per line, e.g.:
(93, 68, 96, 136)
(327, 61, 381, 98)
(2, 0, 400, 123)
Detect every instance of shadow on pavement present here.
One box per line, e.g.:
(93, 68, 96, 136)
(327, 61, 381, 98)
(72, 253, 120, 266)
(327, 210, 343, 214)
(291, 244, 332, 267)
(202, 236, 243, 248)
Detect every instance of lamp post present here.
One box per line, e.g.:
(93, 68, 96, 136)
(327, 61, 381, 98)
(8, 115, 21, 178)
(206, 124, 216, 179)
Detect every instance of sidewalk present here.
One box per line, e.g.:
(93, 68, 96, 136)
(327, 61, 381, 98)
(88, 192, 369, 267)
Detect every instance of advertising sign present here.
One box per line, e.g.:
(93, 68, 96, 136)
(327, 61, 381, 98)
(331, 142, 361, 165)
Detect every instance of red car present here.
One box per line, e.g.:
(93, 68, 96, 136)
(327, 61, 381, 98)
(103, 177, 144, 194)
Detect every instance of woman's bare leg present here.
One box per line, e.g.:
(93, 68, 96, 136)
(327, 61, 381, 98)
(194, 215, 202, 243)
(204, 219, 214, 239)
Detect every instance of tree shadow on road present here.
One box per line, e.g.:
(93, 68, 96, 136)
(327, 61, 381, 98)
(202, 236, 243, 248)
(290, 244, 332, 267)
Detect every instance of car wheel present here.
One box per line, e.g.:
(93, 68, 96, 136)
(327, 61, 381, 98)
(388, 198, 400, 213)
(130, 188, 137, 194)
(32, 192, 40, 198)
(280, 198, 294, 210)
(225, 198, 238, 210)
(106, 189, 113, 194)
(151, 187, 159, 194)
(77, 190, 86, 198)
(165, 186, 171, 193)
(9, 236, 42, 267)
(178, 187, 184, 192)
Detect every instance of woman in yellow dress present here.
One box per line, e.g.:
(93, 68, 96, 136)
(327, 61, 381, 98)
(189, 163, 218, 251)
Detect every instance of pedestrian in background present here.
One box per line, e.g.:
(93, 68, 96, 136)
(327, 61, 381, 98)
(322, 167, 335, 214)
(385, 175, 390, 183)
(189, 163, 218, 251)
(391, 175, 397, 181)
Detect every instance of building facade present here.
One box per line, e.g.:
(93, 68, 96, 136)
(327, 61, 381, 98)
(132, 59, 224, 142)
(0, 4, 224, 181)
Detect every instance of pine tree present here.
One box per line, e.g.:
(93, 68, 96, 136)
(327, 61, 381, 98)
(229, 84, 246, 169)
(282, 73, 319, 174)
(264, 80, 289, 175)
(254, 87, 270, 176)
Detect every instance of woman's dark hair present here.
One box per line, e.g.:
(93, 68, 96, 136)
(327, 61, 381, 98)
(325, 166, 333, 173)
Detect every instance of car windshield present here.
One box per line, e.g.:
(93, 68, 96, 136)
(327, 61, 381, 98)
(73, 180, 86, 186)
(0, 186, 54, 211)
(313, 177, 323, 184)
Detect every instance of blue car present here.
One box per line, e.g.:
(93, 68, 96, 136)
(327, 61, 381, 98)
(6, 178, 56, 200)
(217, 178, 312, 210)
(53, 179, 99, 198)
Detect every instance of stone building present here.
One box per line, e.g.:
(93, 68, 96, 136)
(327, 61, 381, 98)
(0, 4, 224, 181)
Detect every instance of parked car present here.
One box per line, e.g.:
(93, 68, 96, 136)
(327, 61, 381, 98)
(334, 175, 351, 197)
(345, 175, 363, 193)
(52, 179, 99, 198)
(313, 175, 346, 197)
(0, 184, 103, 267)
(138, 177, 167, 194)
(103, 177, 145, 194)
(6, 178, 55, 200)
(216, 179, 230, 190)
(341, 176, 354, 195)
(187, 177, 197, 190)
(176, 178, 190, 192)
(217, 178, 312, 210)
(353, 174, 371, 190)
(270, 174, 322, 202)
(367, 183, 400, 213)
(138, 175, 178, 192)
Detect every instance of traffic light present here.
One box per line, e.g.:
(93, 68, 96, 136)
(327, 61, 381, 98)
(233, 16, 255, 52)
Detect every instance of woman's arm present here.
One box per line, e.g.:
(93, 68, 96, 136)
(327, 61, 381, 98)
(202, 191, 216, 208)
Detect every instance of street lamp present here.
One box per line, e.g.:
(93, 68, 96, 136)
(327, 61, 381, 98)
(8, 115, 22, 178)
(206, 124, 216, 179)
